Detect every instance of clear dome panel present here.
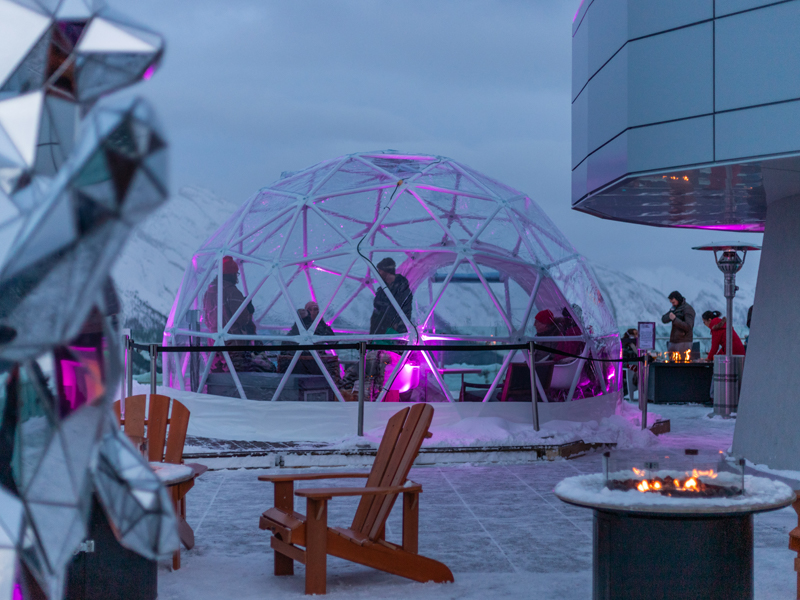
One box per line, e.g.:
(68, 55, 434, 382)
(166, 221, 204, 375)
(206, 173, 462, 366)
(164, 151, 620, 402)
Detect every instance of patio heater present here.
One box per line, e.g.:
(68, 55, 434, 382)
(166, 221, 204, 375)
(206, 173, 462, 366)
(692, 241, 761, 418)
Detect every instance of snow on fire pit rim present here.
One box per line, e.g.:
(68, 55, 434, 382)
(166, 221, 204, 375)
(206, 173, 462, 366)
(554, 473, 795, 514)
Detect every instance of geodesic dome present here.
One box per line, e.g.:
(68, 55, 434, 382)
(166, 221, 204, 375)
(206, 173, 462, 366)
(164, 151, 620, 403)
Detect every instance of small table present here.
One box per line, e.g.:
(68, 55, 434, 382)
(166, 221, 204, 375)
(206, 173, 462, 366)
(439, 367, 483, 389)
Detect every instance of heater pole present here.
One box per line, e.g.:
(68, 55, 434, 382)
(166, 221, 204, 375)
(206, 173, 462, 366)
(638, 349, 648, 430)
(529, 341, 539, 431)
(358, 341, 366, 436)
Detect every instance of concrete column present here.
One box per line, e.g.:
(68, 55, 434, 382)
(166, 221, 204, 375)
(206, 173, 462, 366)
(732, 195, 800, 469)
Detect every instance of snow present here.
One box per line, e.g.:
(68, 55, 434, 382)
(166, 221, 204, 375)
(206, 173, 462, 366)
(134, 381, 664, 452)
(554, 473, 794, 513)
(150, 462, 194, 485)
(156, 402, 798, 599)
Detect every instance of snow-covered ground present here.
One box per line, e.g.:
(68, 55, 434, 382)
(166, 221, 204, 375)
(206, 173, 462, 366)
(157, 403, 798, 599)
(134, 382, 660, 452)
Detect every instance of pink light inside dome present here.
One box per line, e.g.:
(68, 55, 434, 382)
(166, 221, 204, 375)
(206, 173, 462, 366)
(142, 65, 156, 80)
(390, 364, 420, 393)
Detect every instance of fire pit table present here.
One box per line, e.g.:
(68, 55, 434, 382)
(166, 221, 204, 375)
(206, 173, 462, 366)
(555, 450, 794, 600)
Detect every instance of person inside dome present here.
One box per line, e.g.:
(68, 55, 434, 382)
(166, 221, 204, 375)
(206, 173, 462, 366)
(280, 301, 341, 384)
(203, 256, 275, 372)
(370, 257, 413, 335)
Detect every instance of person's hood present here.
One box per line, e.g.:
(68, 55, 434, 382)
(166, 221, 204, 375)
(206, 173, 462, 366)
(709, 317, 725, 330)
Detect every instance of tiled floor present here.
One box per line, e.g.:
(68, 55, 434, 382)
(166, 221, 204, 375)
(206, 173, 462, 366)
(159, 449, 798, 599)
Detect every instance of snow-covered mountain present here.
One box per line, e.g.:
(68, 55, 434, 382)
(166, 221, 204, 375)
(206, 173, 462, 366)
(113, 188, 756, 351)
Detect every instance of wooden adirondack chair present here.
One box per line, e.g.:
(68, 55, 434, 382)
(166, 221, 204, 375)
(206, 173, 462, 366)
(113, 394, 208, 569)
(259, 403, 453, 595)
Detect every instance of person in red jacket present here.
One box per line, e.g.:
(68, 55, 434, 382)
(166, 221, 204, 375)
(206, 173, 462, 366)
(702, 310, 745, 361)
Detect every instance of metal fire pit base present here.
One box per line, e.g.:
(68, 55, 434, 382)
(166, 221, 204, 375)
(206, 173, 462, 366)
(594, 508, 752, 600)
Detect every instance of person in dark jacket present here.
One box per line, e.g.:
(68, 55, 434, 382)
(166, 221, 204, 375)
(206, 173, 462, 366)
(661, 291, 695, 353)
(702, 310, 745, 360)
(369, 257, 413, 335)
(281, 302, 341, 384)
(203, 256, 275, 372)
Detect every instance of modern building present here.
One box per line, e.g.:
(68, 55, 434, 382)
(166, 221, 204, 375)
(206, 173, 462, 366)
(572, 0, 800, 469)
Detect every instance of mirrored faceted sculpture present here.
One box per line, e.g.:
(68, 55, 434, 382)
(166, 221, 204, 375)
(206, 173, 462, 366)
(0, 1, 175, 598)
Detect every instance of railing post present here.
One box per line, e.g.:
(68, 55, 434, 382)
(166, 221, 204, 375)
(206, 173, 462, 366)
(358, 341, 366, 436)
(638, 350, 649, 430)
(126, 336, 134, 398)
(529, 341, 539, 432)
(149, 344, 158, 396)
(188, 309, 200, 393)
(121, 329, 130, 400)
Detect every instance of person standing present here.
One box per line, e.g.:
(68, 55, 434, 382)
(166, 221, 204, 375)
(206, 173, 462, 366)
(369, 257, 413, 335)
(661, 291, 695, 353)
(702, 310, 745, 361)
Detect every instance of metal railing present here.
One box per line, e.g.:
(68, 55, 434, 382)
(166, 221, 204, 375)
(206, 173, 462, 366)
(122, 335, 641, 437)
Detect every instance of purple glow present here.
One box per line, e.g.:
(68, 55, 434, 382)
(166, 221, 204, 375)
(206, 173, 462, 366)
(389, 364, 420, 393)
(13, 583, 22, 600)
(573, 0, 586, 22)
(142, 65, 156, 80)
(674, 223, 763, 232)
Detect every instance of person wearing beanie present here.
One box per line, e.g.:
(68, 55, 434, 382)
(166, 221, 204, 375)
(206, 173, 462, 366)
(369, 257, 413, 335)
(661, 290, 695, 353)
(203, 256, 275, 372)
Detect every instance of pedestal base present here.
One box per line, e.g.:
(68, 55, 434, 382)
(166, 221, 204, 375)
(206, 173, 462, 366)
(593, 509, 753, 600)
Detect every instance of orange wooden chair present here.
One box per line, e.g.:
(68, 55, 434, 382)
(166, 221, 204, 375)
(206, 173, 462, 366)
(258, 403, 453, 595)
(113, 394, 208, 569)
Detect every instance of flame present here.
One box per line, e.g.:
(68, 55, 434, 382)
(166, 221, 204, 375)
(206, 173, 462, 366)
(692, 469, 717, 479)
(629, 468, 718, 493)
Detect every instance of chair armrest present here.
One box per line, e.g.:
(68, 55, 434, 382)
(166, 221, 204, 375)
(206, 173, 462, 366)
(186, 463, 209, 477)
(296, 483, 422, 499)
(258, 472, 370, 483)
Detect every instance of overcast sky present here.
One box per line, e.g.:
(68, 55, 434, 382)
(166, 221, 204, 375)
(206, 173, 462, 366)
(112, 0, 763, 292)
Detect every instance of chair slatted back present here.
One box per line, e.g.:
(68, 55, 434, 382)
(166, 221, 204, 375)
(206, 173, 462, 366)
(147, 394, 171, 462)
(113, 394, 192, 465)
(120, 394, 146, 438)
(164, 400, 190, 464)
(350, 403, 434, 541)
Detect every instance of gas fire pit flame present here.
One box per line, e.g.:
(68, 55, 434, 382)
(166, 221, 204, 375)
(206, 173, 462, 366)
(620, 468, 735, 497)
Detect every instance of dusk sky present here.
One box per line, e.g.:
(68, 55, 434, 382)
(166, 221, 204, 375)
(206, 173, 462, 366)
(112, 0, 763, 293)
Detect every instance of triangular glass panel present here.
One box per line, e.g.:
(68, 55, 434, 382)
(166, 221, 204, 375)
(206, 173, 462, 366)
(412, 162, 495, 200)
(74, 53, 151, 101)
(360, 154, 438, 180)
(270, 159, 340, 197)
(118, 167, 165, 221)
(76, 17, 157, 53)
(314, 189, 379, 243)
(311, 157, 393, 198)
(0, 2, 51, 90)
(0, 22, 51, 98)
(455, 162, 524, 201)
(415, 187, 493, 243)
(0, 91, 44, 167)
(54, 0, 93, 19)
(27, 501, 85, 569)
(365, 189, 448, 252)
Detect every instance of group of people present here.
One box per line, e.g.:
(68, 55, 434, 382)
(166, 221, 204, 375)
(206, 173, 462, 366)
(657, 290, 747, 361)
(202, 256, 414, 377)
